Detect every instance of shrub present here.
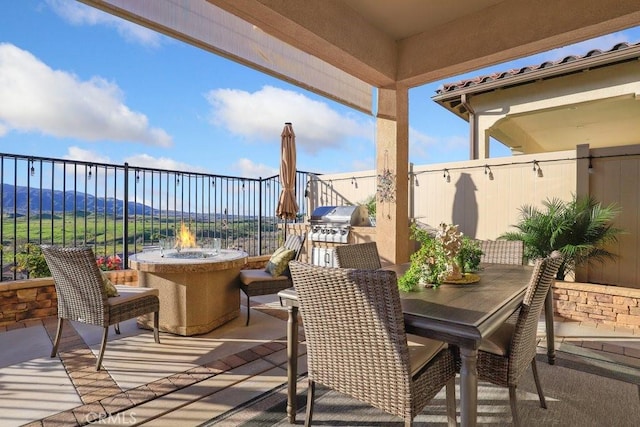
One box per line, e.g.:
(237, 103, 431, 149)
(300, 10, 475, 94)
(14, 243, 51, 278)
(501, 195, 622, 280)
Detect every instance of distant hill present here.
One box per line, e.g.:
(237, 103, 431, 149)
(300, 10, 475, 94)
(2, 183, 154, 216)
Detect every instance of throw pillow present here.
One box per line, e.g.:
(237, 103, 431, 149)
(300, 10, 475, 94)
(101, 272, 119, 297)
(265, 247, 296, 277)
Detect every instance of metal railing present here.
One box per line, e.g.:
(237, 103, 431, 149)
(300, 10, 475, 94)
(1, 152, 310, 280)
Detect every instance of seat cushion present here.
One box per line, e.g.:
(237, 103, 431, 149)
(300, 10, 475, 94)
(479, 322, 515, 356)
(265, 247, 296, 277)
(406, 333, 447, 376)
(240, 269, 289, 284)
(108, 285, 159, 306)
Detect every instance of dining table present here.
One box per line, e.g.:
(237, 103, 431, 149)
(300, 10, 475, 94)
(278, 262, 557, 427)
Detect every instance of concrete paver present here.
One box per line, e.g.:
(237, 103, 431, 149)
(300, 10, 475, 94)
(1, 296, 639, 427)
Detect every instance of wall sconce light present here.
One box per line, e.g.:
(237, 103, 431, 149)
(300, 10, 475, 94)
(211, 178, 216, 187)
(484, 165, 494, 180)
(87, 164, 92, 181)
(135, 170, 140, 183)
(443, 169, 450, 183)
(176, 174, 181, 185)
(29, 159, 35, 177)
(533, 160, 543, 177)
(414, 175, 420, 186)
(588, 156, 594, 174)
(241, 180, 245, 191)
(351, 177, 358, 188)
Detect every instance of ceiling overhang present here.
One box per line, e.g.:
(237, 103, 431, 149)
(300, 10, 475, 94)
(80, 0, 640, 113)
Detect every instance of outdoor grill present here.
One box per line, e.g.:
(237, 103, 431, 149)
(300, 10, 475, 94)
(308, 205, 369, 243)
(308, 205, 370, 267)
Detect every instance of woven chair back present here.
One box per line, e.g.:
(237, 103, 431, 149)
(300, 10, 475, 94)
(289, 261, 412, 416)
(41, 245, 108, 326)
(480, 240, 524, 265)
(334, 242, 382, 270)
(508, 251, 563, 383)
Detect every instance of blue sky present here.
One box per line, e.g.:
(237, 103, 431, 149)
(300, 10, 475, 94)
(1, 0, 638, 179)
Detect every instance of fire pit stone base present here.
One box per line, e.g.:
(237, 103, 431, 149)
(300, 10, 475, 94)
(130, 249, 247, 336)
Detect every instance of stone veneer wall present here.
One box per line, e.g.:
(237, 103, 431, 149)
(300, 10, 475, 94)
(553, 281, 640, 330)
(0, 277, 57, 326)
(0, 257, 271, 327)
(0, 270, 137, 327)
(6, 265, 638, 330)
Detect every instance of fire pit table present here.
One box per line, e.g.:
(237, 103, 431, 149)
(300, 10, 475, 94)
(129, 248, 248, 336)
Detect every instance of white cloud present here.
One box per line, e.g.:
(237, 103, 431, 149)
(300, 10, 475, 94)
(205, 85, 373, 154)
(64, 146, 111, 163)
(409, 126, 438, 159)
(123, 153, 210, 174)
(232, 158, 278, 179)
(350, 157, 374, 172)
(410, 127, 467, 162)
(46, 0, 163, 47)
(0, 43, 172, 147)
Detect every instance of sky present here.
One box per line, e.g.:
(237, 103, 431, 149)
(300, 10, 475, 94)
(1, 0, 639, 180)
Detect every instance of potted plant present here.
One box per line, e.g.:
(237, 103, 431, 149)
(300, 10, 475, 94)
(398, 223, 483, 291)
(501, 195, 623, 280)
(362, 195, 376, 226)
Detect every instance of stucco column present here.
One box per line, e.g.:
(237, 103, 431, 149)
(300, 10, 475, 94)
(376, 87, 410, 265)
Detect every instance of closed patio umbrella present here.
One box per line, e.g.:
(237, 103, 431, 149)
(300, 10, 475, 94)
(276, 122, 299, 223)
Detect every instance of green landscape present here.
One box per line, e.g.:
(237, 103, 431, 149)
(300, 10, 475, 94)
(2, 214, 279, 268)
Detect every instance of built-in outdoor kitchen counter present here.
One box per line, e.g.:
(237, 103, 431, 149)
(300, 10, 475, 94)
(287, 205, 377, 266)
(130, 248, 247, 336)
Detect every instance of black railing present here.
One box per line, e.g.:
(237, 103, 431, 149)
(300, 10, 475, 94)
(1, 152, 310, 280)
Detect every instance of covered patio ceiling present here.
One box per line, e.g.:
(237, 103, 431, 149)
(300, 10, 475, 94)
(80, 0, 640, 112)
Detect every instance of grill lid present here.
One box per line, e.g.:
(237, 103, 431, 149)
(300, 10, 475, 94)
(310, 205, 369, 226)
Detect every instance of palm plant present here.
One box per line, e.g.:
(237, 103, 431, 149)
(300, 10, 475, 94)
(501, 195, 623, 280)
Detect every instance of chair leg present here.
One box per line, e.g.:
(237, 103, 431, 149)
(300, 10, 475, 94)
(305, 379, 315, 427)
(445, 377, 457, 427)
(245, 293, 251, 326)
(531, 358, 547, 409)
(153, 310, 160, 344)
(50, 318, 64, 358)
(508, 386, 520, 427)
(114, 323, 121, 334)
(95, 327, 109, 371)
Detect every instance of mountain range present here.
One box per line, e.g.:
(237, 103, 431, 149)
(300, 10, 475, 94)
(2, 183, 154, 217)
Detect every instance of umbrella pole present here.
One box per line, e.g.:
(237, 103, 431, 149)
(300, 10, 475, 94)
(284, 218, 287, 240)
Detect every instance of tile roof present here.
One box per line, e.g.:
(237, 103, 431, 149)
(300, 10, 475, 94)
(436, 41, 640, 95)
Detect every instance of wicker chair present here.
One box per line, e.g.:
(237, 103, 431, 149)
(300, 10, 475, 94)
(41, 246, 160, 371)
(480, 240, 524, 265)
(334, 241, 382, 270)
(475, 251, 563, 426)
(289, 261, 457, 427)
(239, 233, 305, 325)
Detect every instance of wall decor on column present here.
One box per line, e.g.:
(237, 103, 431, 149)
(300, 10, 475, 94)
(377, 150, 396, 218)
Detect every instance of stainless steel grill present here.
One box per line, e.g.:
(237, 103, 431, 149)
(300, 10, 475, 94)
(308, 205, 369, 243)
(309, 205, 370, 267)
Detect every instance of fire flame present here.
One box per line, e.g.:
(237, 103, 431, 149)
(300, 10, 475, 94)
(175, 223, 197, 251)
